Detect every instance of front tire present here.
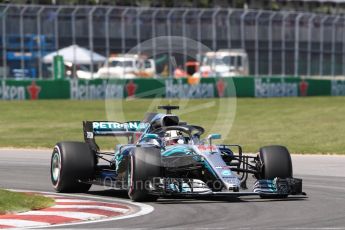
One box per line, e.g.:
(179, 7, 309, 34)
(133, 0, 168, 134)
(259, 145, 293, 198)
(128, 146, 161, 202)
(51, 142, 95, 193)
(259, 145, 292, 179)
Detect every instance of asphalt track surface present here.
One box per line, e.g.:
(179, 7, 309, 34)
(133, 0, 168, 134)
(0, 149, 344, 229)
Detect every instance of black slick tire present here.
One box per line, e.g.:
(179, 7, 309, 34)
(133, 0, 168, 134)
(51, 141, 95, 193)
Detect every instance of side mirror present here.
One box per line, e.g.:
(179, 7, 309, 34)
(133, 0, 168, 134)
(207, 133, 221, 146)
(143, 133, 159, 139)
(207, 134, 221, 140)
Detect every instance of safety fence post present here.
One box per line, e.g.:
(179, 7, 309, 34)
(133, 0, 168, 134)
(281, 12, 290, 76)
(104, 7, 113, 62)
(19, 6, 28, 78)
(182, 9, 189, 73)
(319, 16, 329, 76)
(268, 12, 277, 76)
(136, 8, 143, 55)
(71, 6, 79, 79)
(121, 8, 129, 54)
(36, 6, 44, 79)
(212, 8, 220, 51)
(151, 9, 159, 62)
(167, 8, 175, 77)
(226, 9, 233, 49)
(88, 7, 97, 79)
(294, 13, 303, 77)
(196, 9, 206, 71)
(240, 10, 250, 50)
(1, 5, 9, 79)
(307, 14, 316, 77)
(255, 11, 263, 76)
(54, 6, 64, 55)
(331, 16, 341, 76)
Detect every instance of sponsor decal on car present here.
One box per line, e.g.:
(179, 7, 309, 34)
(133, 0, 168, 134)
(221, 169, 232, 177)
(215, 166, 231, 169)
(197, 145, 217, 152)
(86, 132, 94, 139)
(92, 121, 148, 131)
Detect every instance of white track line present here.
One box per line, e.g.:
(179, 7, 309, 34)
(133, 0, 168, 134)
(41, 195, 65, 198)
(0, 219, 48, 227)
(54, 199, 96, 203)
(18, 211, 106, 220)
(52, 205, 129, 213)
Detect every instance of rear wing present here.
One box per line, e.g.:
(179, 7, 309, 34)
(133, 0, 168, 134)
(83, 121, 149, 151)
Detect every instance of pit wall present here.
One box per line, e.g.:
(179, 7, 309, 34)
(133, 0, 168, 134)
(1, 76, 344, 100)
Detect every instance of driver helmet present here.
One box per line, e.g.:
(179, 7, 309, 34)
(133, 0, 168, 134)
(164, 130, 185, 146)
(146, 138, 161, 147)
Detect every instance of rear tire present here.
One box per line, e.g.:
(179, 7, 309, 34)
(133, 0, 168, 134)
(128, 146, 161, 202)
(259, 145, 292, 198)
(51, 142, 95, 193)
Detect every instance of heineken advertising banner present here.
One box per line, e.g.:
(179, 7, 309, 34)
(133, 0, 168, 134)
(0, 77, 342, 100)
(331, 80, 345, 96)
(253, 77, 331, 97)
(0, 79, 69, 100)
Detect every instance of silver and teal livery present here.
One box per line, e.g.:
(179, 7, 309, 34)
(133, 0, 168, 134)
(51, 105, 305, 202)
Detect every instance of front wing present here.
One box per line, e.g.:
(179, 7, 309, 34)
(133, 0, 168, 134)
(148, 177, 306, 198)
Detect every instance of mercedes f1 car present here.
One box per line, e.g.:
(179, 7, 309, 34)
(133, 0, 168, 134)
(50, 105, 305, 202)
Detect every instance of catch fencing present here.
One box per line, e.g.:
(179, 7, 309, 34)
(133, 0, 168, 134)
(1, 4, 345, 78)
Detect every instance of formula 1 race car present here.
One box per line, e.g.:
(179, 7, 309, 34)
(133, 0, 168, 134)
(50, 105, 305, 202)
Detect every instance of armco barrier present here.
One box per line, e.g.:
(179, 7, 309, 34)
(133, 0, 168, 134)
(0, 77, 343, 100)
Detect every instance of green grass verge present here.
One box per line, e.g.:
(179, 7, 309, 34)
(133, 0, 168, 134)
(0, 189, 54, 214)
(0, 97, 344, 154)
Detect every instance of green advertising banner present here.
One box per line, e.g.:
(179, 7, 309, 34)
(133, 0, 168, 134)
(53, 55, 65, 80)
(252, 77, 331, 97)
(0, 79, 69, 100)
(0, 76, 343, 100)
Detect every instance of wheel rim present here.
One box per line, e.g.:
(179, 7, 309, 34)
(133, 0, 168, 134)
(51, 152, 61, 182)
